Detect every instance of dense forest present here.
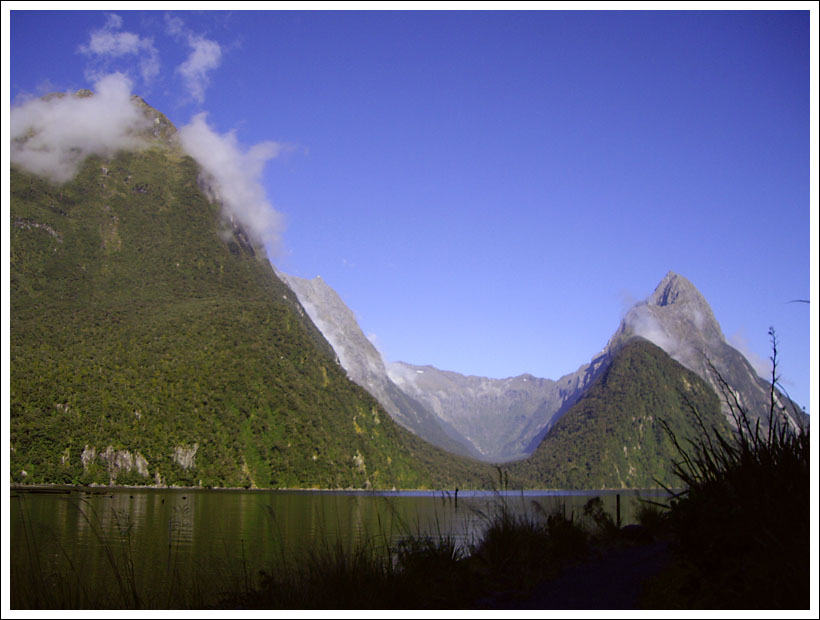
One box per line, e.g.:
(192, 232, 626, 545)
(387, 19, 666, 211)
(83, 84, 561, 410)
(10, 141, 500, 490)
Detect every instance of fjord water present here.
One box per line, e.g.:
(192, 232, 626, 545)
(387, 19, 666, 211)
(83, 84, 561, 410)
(11, 487, 665, 608)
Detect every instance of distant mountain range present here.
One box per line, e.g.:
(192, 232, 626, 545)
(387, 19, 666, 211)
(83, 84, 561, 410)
(279, 272, 482, 460)
(283, 271, 807, 464)
(10, 89, 806, 491)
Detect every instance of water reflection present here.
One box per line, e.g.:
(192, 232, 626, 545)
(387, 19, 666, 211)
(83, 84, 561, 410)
(168, 493, 193, 547)
(11, 487, 669, 607)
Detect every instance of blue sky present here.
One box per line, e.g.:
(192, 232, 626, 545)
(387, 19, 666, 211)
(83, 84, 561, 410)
(5, 6, 816, 412)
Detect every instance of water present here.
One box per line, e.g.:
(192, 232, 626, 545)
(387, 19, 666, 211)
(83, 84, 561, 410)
(10, 486, 669, 608)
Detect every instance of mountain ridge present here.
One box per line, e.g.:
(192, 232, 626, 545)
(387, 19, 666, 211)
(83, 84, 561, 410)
(607, 271, 806, 431)
(509, 336, 732, 489)
(10, 89, 805, 491)
(281, 269, 806, 464)
(278, 272, 481, 459)
(10, 90, 500, 490)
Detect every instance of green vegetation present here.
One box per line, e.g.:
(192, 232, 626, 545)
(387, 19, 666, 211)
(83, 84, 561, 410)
(643, 329, 810, 609)
(229, 500, 591, 609)
(511, 338, 732, 489)
(10, 94, 808, 609)
(9, 98, 744, 493)
(11, 489, 635, 609)
(10, 138, 498, 490)
(12, 492, 214, 609)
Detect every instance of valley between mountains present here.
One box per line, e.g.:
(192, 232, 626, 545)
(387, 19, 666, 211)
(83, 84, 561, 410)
(10, 91, 806, 491)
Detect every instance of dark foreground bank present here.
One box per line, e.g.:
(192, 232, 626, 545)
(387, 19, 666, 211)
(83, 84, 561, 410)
(229, 382, 813, 611)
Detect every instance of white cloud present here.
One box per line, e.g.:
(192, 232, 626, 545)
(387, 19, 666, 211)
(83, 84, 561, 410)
(78, 13, 160, 85)
(164, 14, 184, 37)
(623, 305, 670, 351)
(83, 18, 140, 55)
(177, 35, 222, 103)
(105, 13, 124, 30)
(385, 362, 419, 389)
(164, 15, 223, 104)
(729, 331, 771, 380)
(10, 73, 151, 184)
(177, 113, 284, 250)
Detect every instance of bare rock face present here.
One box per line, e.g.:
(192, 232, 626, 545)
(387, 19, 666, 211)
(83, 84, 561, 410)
(280, 271, 608, 462)
(279, 269, 805, 464)
(386, 348, 611, 462)
(130, 95, 177, 142)
(279, 272, 480, 459)
(81, 445, 96, 470)
(607, 271, 805, 430)
(81, 445, 150, 481)
(609, 272, 725, 369)
(607, 271, 807, 427)
(173, 444, 199, 470)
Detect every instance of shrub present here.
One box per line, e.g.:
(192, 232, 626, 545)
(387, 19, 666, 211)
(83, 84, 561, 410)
(469, 499, 590, 591)
(651, 328, 809, 609)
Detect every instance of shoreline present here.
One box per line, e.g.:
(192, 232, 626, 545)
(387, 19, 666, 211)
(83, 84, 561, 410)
(10, 481, 675, 495)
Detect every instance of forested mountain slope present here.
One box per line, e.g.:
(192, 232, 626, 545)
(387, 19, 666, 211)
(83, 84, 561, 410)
(510, 338, 731, 489)
(9, 93, 497, 490)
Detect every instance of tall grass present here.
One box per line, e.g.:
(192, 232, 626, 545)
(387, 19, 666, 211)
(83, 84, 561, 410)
(226, 488, 662, 609)
(468, 499, 591, 597)
(12, 493, 143, 608)
(10, 491, 222, 609)
(650, 328, 810, 609)
(12, 485, 659, 609)
(227, 496, 592, 609)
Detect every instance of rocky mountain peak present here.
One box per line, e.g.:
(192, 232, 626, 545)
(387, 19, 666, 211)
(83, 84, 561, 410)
(649, 271, 705, 308)
(606, 272, 806, 430)
(40, 90, 178, 142)
(131, 95, 178, 142)
(607, 271, 726, 371)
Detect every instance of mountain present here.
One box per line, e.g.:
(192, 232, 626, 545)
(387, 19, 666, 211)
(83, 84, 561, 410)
(13, 90, 802, 492)
(508, 337, 731, 489)
(277, 273, 481, 459)
(9, 90, 498, 490)
(279, 273, 609, 462)
(511, 273, 808, 488)
(385, 360, 606, 462)
(273, 268, 740, 489)
(607, 271, 807, 432)
(282, 269, 805, 467)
